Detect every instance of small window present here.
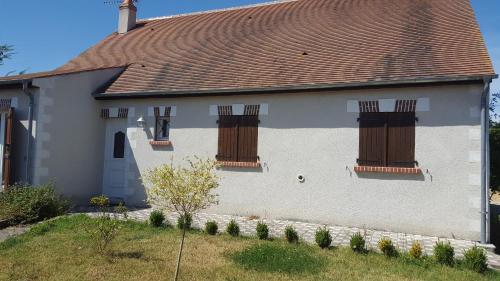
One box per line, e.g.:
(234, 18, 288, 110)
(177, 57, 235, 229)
(113, 131, 125, 159)
(155, 117, 170, 141)
(358, 112, 415, 168)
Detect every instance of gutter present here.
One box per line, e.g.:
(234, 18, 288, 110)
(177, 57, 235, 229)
(22, 80, 33, 184)
(480, 77, 492, 244)
(93, 75, 499, 99)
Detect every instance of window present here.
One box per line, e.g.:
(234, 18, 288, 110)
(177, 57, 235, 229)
(358, 112, 415, 168)
(154, 117, 170, 141)
(113, 131, 125, 158)
(217, 115, 259, 163)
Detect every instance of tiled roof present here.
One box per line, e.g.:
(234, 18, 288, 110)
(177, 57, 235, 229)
(1, 0, 495, 94)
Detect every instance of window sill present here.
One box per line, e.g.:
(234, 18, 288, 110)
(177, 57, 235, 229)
(354, 166, 421, 174)
(149, 140, 172, 146)
(216, 161, 261, 168)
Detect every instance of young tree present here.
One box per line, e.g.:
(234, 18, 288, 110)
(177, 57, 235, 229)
(0, 45, 14, 65)
(144, 157, 219, 281)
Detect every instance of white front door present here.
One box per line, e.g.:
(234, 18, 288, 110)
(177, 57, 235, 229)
(102, 119, 127, 199)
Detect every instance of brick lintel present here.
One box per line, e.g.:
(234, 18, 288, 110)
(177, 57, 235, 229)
(354, 166, 422, 174)
(216, 161, 261, 168)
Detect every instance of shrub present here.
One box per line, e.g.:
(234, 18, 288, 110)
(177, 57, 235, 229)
(284, 225, 299, 243)
(0, 183, 69, 225)
(463, 246, 488, 273)
(176, 213, 192, 230)
(149, 210, 165, 227)
(378, 238, 397, 257)
(315, 227, 332, 249)
(350, 232, 365, 253)
(226, 219, 240, 237)
(256, 222, 269, 240)
(114, 202, 128, 219)
(90, 195, 109, 210)
(433, 241, 455, 266)
(85, 195, 120, 255)
(205, 220, 218, 235)
(409, 241, 423, 259)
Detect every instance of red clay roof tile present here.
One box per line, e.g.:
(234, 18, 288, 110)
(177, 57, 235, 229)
(2, 0, 495, 93)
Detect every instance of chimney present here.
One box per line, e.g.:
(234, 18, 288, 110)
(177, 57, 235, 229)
(118, 0, 137, 34)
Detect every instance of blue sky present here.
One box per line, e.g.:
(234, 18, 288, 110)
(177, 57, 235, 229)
(0, 0, 499, 93)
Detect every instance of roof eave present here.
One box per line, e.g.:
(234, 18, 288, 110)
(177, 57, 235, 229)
(0, 79, 35, 89)
(94, 75, 498, 100)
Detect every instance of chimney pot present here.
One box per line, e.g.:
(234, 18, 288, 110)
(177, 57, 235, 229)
(118, 0, 137, 34)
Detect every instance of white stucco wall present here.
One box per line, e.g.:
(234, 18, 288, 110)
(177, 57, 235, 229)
(101, 83, 484, 240)
(31, 68, 123, 203)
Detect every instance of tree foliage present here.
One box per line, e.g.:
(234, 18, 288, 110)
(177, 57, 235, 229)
(491, 91, 500, 120)
(0, 45, 14, 66)
(144, 157, 219, 215)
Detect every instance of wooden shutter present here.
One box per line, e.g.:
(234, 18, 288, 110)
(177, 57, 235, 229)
(3, 108, 13, 188)
(358, 112, 385, 166)
(217, 116, 238, 162)
(387, 112, 415, 167)
(237, 115, 259, 162)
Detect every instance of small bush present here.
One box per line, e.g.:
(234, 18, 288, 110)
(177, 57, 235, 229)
(85, 195, 120, 255)
(378, 238, 397, 257)
(315, 227, 332, 249)
(284, 225, 299, 243)
(256, 222, 269, 240)
(433, 241, 455, 266)
(350, 232, 365, 253)
(0, 183, 69, 225)
(176, 213, 192, 230)
(226, 219, 240, 237)
(463, 246, 488, 273)
(114, 203, 128, 219)
(409, 241, 423, 259)
(205, 220, 218, 235)
(149, 210, 165, 227)
(90, 195, 109, 209)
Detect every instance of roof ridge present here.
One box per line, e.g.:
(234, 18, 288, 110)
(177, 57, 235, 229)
(138, 0, 298, 22)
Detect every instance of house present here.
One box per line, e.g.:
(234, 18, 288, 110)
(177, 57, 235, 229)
(0, 0, 496, 243)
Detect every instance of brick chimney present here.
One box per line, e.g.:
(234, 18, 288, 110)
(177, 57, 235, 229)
(118, 0, 137, 34)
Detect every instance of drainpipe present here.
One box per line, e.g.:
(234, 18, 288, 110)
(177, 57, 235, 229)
(22, 80, 33, 184)
(480, 77, 491, 244)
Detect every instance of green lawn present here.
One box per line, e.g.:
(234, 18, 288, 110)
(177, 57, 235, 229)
(0, 215, 498, 281)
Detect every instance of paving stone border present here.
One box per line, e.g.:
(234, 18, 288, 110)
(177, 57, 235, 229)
(0, 226, 30, 243)
(83, 208, 500, 269)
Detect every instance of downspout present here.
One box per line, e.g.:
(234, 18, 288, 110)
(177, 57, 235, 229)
(480, 77, 491, 244)
(22, 80, 33, 184)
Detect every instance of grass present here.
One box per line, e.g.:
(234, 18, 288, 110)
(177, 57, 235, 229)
(0, 215, 499, 281)
(231, 243, 326, 274)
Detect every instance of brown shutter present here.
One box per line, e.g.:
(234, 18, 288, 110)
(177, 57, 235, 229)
(387, 112, 415, 167)
(358, 112, 385, 166)
(237, 115, 259, 162)
(217, 115, 238, 162)
(3, 108, 13, 188)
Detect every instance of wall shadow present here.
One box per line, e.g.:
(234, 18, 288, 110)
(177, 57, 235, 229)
(217, 166, 263, 173)
(356, 172, 425, 181)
